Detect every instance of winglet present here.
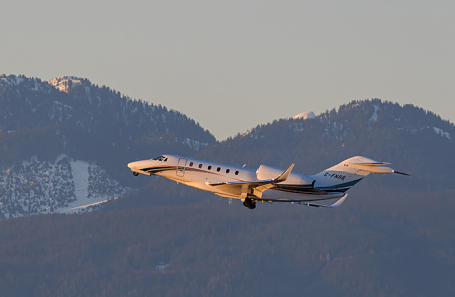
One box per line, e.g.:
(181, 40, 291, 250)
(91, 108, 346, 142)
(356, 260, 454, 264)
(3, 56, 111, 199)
(274, 164, 295, 183)
(301, 194, 348, 208)
(328, 193, 348, 208)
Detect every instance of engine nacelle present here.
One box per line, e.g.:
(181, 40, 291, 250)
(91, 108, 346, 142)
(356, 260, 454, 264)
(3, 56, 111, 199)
(256, 165, 314, 185)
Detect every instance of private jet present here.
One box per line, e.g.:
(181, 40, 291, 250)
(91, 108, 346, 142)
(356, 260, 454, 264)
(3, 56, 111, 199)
(128, 155, 408, 209)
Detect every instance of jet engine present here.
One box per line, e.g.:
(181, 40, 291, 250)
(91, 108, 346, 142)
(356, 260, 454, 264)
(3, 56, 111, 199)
(256, 165, 314, 185)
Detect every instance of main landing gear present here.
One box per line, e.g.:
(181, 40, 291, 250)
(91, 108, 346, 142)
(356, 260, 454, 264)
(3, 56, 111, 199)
(242, 198, 256, 209)
(133, 172, 139, 176)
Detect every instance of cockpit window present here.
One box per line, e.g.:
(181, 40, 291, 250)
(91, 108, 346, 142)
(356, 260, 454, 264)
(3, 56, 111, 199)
(152, 155, 167, 161)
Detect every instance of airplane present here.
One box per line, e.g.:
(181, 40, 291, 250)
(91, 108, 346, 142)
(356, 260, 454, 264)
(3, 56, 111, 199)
(127, 155, 409, 209)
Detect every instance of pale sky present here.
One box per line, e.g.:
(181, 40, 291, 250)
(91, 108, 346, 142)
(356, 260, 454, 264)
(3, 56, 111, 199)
(1, 0, 454, 140)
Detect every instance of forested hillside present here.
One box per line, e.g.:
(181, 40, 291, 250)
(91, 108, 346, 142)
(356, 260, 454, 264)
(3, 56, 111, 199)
(0, 75, 216, 217)
(112, 99, 454, 210)
(0, 75, 215, 177)
(197, 99, 454, 190)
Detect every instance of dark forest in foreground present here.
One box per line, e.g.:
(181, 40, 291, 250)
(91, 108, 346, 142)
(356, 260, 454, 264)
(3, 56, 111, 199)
(1, 181, 454, 297)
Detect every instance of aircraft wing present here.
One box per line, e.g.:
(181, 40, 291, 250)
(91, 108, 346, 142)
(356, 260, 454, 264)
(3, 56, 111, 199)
(207, 164, 294, 198)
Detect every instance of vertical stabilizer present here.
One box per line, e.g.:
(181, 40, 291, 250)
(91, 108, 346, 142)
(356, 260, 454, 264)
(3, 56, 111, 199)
(309, 156, 396, 192)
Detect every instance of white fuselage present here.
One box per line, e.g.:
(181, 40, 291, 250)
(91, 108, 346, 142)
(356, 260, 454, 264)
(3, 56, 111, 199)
(128, 154, 346, 202)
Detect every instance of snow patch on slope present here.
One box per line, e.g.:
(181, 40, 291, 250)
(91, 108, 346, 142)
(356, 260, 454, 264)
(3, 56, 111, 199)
(370, 105, 379, 122)
(62, 160, 90, 213)
(0, 155, 129, 218)
(182, 138, 209, 151)
(433, 127, 451, 140)
(0, 75, 24, 86)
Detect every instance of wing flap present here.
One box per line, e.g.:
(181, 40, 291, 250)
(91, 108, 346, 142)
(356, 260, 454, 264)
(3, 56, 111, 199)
(207, 179, 274, 197)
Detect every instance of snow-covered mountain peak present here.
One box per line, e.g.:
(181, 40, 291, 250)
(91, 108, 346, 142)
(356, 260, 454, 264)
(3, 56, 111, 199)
(293, 111, 315, 120)
(48, 76, 85, 93)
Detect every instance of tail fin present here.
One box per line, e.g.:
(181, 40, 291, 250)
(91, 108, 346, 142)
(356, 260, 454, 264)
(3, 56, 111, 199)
(310, 156, 408, 192)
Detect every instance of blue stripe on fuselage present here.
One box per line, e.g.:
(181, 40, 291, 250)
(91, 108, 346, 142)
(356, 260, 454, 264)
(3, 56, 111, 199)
(317, 178, 363, 191)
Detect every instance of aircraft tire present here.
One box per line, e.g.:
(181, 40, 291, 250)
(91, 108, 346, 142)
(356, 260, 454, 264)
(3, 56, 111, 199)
(133, 172, 139, 176)
(243, 198, 256, 209)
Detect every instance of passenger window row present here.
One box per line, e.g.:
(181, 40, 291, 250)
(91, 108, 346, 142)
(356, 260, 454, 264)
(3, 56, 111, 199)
(189, 162, 239, 175)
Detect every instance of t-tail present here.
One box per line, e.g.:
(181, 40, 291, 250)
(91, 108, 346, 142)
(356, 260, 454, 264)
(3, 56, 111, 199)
(310, 156, 409, 193)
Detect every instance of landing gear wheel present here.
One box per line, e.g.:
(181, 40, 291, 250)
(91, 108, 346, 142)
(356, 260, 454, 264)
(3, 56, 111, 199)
(133, 172, 139, 176)
(243, 198, 256, 209)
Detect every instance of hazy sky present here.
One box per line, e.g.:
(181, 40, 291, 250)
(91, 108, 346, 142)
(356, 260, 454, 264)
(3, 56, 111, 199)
(2, 0, 454, 140)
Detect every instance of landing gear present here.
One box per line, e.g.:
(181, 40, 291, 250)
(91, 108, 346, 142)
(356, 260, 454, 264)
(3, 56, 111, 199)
(133, 172, 139, 176)
(242, 198, 256, 209)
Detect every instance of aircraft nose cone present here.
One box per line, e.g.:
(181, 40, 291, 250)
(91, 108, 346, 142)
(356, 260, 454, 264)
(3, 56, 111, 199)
(128, 161, 138, 169)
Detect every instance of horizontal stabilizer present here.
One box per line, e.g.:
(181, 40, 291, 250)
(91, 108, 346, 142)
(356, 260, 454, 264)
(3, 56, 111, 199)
(392, 170, 411, 176)
(349, 162, 410, 176)
(350, 162, 391, 166)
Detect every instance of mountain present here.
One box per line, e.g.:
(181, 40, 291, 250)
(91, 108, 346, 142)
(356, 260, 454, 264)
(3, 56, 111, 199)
(197, 99, 454, 191)
(0, 74, 215, 218)
(1, 76, 454, 297)
(104, 98, 455, 216)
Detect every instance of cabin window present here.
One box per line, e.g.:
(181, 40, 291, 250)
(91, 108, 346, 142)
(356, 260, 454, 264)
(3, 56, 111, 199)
(235, 171, 239, 175)
(217, 167, 221, 172)
(208, 165, 212, 170)
(189, 162, 193, 167)
(199, 164, 202, 168)
(226, 169, 230, 174)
